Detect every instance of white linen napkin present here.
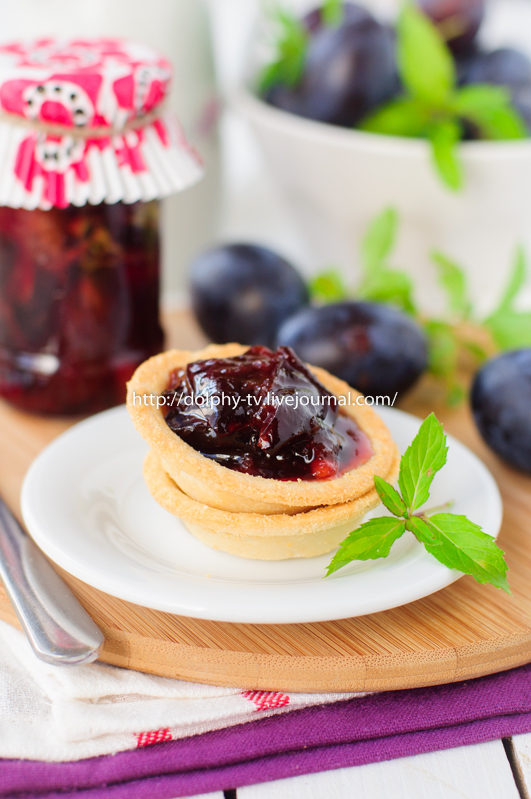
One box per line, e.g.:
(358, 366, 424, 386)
(0, 620, 363, 762)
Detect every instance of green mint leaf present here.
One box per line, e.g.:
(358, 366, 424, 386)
(484, 247, 531, 348)
(405, 515, 436, 542)
(357, 208, 417, 314)
(431, 250, 472, 319)
(398, 413, 448, 513)
(397, 4, 455, 105)
(361, 207, 398, 271)
(358, 268, 417, 315)
(259, 63, 281, 95)
(462, 339, 487, 363)
(424, 319, 458, 377)
(309, 269, 349, 303)
(446, 383, 466, 407)
(494, 246, 527, 313)
(259, 9, 308, 93)
(326, 422, 510, 593)
(326, 517, 406, 575)
(322, 0, 342, 26)
(359, 97, 432, 137)
(475, 104, 526, 140)
(484, 311, 531, 349)
(453, 85, 527, 140)
(429, 119, 463, 191)
(374, 475, 407, 517)
(425, 319, 483, 406)
(406, 513, 510, 592)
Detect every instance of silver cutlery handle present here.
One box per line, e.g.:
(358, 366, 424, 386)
(0, 496, 104, 665)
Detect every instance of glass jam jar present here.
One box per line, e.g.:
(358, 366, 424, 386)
(0, 201, 163, 414)
(0, 38, 202, 415)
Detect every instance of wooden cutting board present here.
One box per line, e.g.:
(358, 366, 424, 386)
(0, 312, 530, 693)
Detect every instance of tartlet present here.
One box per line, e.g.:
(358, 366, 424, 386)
(126, 343, 397, 515)
(144, 448, 400, 559)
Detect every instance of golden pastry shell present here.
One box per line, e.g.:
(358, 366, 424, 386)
(143, 448, 400, 560)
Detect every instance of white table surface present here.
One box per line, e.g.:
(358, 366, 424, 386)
(182, 734, 530, 797)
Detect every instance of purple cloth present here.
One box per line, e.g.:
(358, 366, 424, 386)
(3, 663, 531, 799)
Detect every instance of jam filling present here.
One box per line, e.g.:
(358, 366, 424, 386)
(163, 345, 373, 481)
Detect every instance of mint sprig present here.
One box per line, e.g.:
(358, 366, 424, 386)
(327, 516, 407, 572)
(309, 208, 416, 314)
(310, 208, 531, 405)
(397, 2, 455, 107)
(259, 8, 308, 94)
(432, 251, 472, 320)
(428, 118, 463, 191)
(398, 412, 448, 511)
(424, 251, 480, 403)
(361, 206, 398, 270)
(309, 269, 348, 302)
(326, 414, 510, 592)
(259, 0, 348, 96)
(453, 85, 526, 140)
(360, 4, 527, 191)
(424, 319, 468, 406)
(322, 0, 343, 26)
(374, 474, 407, 517)
(357, 208, 417, 314)
(406, 513, 510, 592)
(484, 247, 531, 349)
(309, 206, 463, 326)
(428, 246, 531, 389)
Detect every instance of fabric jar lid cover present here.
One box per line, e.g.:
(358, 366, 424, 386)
(0, 38, 204, 209)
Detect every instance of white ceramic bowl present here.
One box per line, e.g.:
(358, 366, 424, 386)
(235, 88, 531, 314)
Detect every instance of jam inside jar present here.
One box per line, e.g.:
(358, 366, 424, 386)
(0, 200, 163, 415)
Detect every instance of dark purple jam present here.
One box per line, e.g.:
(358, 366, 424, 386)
(0, 201, 163, 415)
(163, 345, 373, 481)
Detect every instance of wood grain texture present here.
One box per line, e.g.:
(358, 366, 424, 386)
(237, 741, 520, 799)
(1, 311, 531, 692)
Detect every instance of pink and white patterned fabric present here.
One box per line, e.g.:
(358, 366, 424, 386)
(0, 38, 203, 209)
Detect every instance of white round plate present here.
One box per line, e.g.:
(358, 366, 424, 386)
(21, 405, 502, 624)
